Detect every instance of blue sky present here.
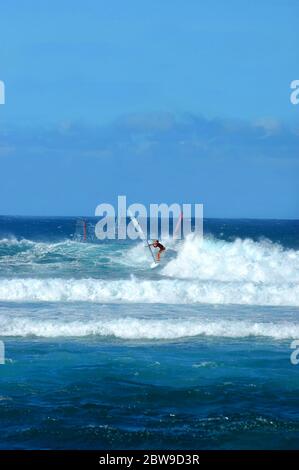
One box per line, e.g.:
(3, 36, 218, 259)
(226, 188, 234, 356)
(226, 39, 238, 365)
(0, 0, 298, 217)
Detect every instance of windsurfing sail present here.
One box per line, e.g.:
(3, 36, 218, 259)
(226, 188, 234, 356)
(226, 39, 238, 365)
(174, 211, 183, 239)
(127, 210, 157, 265)
(74, 219, 88, 242)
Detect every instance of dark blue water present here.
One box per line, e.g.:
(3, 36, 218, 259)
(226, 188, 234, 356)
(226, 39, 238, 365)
(0, 216, 299, 449)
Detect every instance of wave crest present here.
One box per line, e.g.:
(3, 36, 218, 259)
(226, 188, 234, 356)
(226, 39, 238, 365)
(1, 315, 298, 340)
(0, 277, 298, 306)
(162, 235, 299, 283)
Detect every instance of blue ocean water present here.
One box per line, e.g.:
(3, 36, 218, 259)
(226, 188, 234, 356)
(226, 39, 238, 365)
(0, 216, 299, 449)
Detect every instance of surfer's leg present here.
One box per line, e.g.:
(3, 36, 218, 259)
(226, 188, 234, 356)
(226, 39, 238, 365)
(156, 247, 165, 262)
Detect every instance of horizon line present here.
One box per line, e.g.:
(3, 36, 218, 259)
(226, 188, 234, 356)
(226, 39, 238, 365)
(0, 214, 298, 222)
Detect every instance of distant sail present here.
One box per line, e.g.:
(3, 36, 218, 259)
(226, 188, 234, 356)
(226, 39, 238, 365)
(74, 219, 88, 242)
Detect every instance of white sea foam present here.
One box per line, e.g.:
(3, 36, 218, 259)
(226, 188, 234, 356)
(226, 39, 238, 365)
(162, 234, 299, 283)
(0, 277, 298, 306)
(0, 315, 298, 340)
(0, 235, 298, 307)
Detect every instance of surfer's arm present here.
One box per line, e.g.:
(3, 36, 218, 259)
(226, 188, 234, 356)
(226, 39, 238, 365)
(145, 243, 153, 248)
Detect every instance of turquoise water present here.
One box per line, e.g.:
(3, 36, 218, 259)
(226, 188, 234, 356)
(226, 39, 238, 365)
(0, 217, 299, 449)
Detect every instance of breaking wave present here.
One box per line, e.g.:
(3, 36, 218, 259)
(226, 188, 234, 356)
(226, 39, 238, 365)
(0, 277, 298, 306)
(162, 235, 299, 283)
(0, 235, 298, 307)
(0, 315, 298, 340)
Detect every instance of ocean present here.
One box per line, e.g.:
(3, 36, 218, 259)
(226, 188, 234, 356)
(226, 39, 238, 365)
(0, 216, 299, 450)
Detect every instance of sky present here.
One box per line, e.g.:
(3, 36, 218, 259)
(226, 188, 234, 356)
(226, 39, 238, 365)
(0, 0, 298, 217)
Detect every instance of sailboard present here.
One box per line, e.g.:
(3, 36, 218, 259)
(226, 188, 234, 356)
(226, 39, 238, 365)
(127, 210, 158, 268)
